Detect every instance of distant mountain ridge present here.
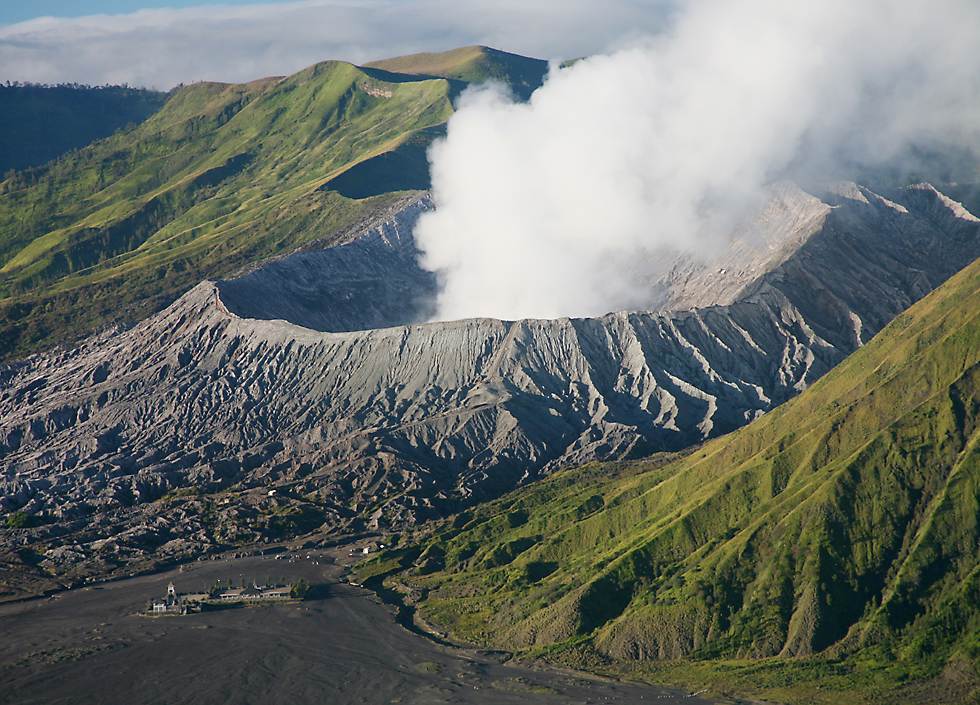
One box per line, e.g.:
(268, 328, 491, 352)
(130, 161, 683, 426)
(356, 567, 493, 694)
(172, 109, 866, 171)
(366, 45, 549, 100)
(0, 83, 167, 173)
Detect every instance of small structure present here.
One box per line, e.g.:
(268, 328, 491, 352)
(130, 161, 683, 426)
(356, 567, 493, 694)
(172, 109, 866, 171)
(150, 582, 188, 615)
(213, 581, 293, 602)
(146, 579, 297, 615)
(349, 542, 381, 558)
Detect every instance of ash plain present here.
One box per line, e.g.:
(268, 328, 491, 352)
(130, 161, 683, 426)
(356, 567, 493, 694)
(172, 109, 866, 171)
(0, 548, 716, 705)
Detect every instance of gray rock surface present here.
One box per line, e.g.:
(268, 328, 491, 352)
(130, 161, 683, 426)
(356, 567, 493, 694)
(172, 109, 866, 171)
(1, 182, 977, 576)
(216, 196, 438, 332)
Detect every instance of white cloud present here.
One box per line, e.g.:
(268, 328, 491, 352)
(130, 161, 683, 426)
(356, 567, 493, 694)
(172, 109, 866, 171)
(0, 0, 672, 88)
(414, 0, 980, 322)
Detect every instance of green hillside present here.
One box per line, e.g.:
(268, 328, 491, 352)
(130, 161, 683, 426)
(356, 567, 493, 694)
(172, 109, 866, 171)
(0, 47, 551, 361)
(0, 84, 167, 173)
(370, 258, 980, 705)
(0, 58, 468, 360)
(365, 45, 549, 100)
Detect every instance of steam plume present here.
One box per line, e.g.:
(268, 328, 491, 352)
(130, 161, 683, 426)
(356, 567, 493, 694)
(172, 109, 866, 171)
(415, 0, 980, 321)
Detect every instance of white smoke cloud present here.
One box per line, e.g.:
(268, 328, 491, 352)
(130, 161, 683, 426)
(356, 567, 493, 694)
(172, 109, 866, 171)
(0, 0, 671, 88)
(415, 0, 980, 322)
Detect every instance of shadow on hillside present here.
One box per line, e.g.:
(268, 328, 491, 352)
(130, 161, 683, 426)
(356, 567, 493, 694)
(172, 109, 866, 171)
(321, 127, 442, 199)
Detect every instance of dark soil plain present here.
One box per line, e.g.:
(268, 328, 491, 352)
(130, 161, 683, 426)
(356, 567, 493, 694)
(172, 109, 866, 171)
(0, 549, 717, 705)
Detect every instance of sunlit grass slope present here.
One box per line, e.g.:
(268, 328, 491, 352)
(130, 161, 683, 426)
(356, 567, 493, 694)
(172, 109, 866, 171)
(0, 58, 466, 359)
(365, 45, 549, 99)
(377, 257, 980, 705)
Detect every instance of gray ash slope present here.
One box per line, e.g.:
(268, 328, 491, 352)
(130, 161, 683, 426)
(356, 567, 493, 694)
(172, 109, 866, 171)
(1, 182, 978, 580)
(215, 196, 438, 332)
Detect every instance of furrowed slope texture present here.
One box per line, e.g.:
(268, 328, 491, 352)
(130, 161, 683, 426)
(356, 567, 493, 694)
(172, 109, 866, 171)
(0, 84, 168, 173)
(393, 258, 980, 705)
(0, 182, 977, 581)
(0, 60, 458, 360)
(215, 197, 438, 332)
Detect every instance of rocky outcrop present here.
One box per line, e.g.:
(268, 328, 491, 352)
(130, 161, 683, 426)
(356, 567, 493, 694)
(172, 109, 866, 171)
(1, 182, 977, 574)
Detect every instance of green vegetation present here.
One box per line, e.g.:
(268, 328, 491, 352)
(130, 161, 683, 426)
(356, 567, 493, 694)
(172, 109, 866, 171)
(260, 505, 324, 539)
(0, 83, 167, 173)
(0, 62, 453, 358)
(365, 45, 548, 100)
(5, 511, 34, 529)
(290, 578, 310, 599)
(353, 548, 418, 585)
(378, 259, 980, 704)
(0, 48, 548, 361)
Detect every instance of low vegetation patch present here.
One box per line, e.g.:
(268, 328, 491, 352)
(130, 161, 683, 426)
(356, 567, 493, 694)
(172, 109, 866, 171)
(383, 261, 980, 705)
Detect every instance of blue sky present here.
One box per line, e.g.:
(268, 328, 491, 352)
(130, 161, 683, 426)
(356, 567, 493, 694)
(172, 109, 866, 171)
(0, 1, 294, 26)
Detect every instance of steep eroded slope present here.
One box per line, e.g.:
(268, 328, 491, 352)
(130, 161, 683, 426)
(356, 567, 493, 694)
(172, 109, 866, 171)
(0, 182, 976, 591)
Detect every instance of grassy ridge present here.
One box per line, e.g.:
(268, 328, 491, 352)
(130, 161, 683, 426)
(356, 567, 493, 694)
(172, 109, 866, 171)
(0, 61, 458, 359)
(381, 258, 980, 704)
(0, 47, 550, 360)
(366, 45, 549, 100)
